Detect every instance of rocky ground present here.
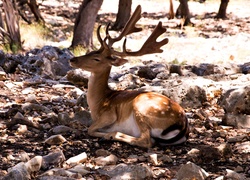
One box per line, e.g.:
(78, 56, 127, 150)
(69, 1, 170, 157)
(0, 0, 250, 179)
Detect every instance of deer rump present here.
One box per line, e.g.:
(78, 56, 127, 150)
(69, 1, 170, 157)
(96, 90, 189, 146)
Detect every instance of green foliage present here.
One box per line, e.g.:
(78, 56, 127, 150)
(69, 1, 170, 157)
(10, 43, 22, 54)
(170, 58, 187, 65)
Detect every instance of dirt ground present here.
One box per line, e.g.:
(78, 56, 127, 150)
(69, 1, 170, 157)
(0, 0, 250, 179)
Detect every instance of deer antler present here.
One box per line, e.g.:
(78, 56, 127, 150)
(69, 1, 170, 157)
(106, 5, 142, 46)
(116, 21, 169, 57)
(96, 5, 169, 57)
(96, 5, 142, 53)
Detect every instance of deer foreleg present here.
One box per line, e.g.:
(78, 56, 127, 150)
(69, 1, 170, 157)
(104, 130, 153, 148)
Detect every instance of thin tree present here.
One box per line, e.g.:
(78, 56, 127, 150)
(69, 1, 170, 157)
(2, 0, 22, 52)
(176, 0, 192, 26)
(17, 0, 45, 24)
(71, 0, 103, 50)
(111, 0, 132, 30)
(169, 0, 174, 19)
(216, 0, 230, 19)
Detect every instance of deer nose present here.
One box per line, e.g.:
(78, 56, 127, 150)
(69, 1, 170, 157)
(70, 57, 77, 63)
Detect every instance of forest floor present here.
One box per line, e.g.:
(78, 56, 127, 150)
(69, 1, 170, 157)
(1, 0, 250, 179)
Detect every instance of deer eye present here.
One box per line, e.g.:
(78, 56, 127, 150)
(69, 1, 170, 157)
(93, 58, 100, 62)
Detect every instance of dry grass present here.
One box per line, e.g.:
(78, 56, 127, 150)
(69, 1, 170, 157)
(7, 0, 249, 66)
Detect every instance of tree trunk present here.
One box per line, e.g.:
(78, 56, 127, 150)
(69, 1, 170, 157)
(2, 0, 22, 52)
(27, 0, 45, 23)
(112, 0, 132, 30)
(71, 0, 103, 50)
(169, 0, 174, 19)
(216, 0, 229, 19)
(176, 0, 192, 26)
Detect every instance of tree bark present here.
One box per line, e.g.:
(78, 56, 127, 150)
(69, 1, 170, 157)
(27, 0, 45, 23)
(169, 0, 174, 19)
(2, 0, 22, 52)
(71, 0, 103, 50)
(216, 0, 229, 19)
(112, 0, 132, 30)
(176, 0, 192, 26)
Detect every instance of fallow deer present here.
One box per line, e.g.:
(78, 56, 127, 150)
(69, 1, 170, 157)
(70, 5, 189, 148)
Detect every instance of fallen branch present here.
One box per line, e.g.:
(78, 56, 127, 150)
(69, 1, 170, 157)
(7, 118, 43, 130)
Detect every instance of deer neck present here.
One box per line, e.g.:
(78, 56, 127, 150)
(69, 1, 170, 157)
(87, 67, 112, 113)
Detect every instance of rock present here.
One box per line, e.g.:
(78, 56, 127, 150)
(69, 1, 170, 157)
(25, 94, 37, 103)
(22, 46, 73, 79)
(219, 86, 250, 114)
(222, 113, 250, 129)
(45, 134, 67, 145)
(94, 154, 118, 166)
(66, 152, 87, 166)
(76, 93, 88, 108)
(196, 144, 232, 163)
(187, 148, 200, 160)
(159, 155, 173, 163)
(17, 125, 28, 134)
(51, 125, 74, 135)
(118, 73, 143, 89)
(240, 62, 250, 74)
(58, 112, 72, 125)
(199, 146, 221, 163)
(177, 162, 209, 180)
(37, 176, 76, 180)
(40, 168, 81, 179)
(19, 151, 30, 162)
(72, 110, 92, 126)
(137, 66, 157, 80)
(42, 150, 66, 169)
(0, 50, 6, 63)
(228, 135, 249, 143)
(169, 64, 184, 76)
(95, 149, 111, 157)
(0, 67, 7, 80)
(68, 164, 90, 176)
(216, 143, 232, 159)
(3, 162, 30, 180)
(98, 163, 153, 180)
(225, 169, 246, 180)
(22, 103, 52, 114)
(66, 69, 89, 86)
(22, 87, 35, 95)
(219, 86, 250, 128)
(25, 156, 43, 173)
(192, 63, 215, 76)
(23, 76, 45, 86)
(148, 153, 158, 165)
(235, 141, 250, 153)
(127, 155, 139, 163)
(0, 55, 20, 73)
(14, 111, 25, 119)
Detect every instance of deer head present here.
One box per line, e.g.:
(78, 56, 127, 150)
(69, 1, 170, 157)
(70, 5, 169, 72)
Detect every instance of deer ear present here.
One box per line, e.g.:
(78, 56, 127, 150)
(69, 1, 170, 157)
(110, 58, 128, 66)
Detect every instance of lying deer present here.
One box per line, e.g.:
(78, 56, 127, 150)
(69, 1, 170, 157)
(70, 5, 189, 148)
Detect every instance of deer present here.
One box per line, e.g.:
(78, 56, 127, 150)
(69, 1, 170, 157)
(69, 5, 189, 148)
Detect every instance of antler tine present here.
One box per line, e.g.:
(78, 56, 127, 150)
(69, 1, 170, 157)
(96, 25, 104, 51)
(106, 5, 143, 47)
(96, 24, 111, 54)
(114, 21, 169, 57)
